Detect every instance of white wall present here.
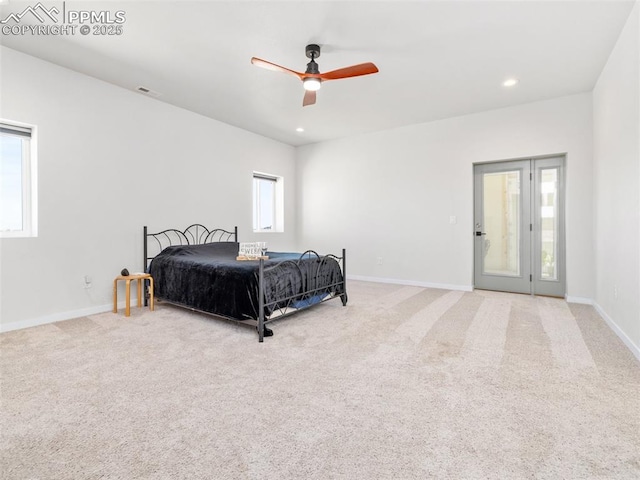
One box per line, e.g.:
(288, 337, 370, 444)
(593, 1, 640, 357)
(0, 47, 296, 330)
(296, 94, 594, 297)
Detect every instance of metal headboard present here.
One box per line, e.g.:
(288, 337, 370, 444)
(144, 224, 238, 271)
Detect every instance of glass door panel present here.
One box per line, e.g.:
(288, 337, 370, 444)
(474, 160, 531, 295)
(533, 158, 565, 297)
(539, 168, 558, 281)
(482, 170, 521, 276)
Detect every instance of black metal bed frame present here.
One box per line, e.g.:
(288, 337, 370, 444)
(143, 224, 347, 342)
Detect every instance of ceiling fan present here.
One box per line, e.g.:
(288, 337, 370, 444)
(251, 44, 379, 107)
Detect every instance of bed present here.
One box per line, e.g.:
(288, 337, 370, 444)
(143, 224, 347, 341)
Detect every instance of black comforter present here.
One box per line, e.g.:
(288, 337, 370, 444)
(148, 242, 344, 321)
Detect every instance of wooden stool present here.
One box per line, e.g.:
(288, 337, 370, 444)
(113, 273, 154, 317)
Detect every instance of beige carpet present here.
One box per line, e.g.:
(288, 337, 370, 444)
(1, 281, 639, 479)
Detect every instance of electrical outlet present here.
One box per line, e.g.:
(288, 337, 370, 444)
(376, 257, 383, 266)
(614, 284, 618, 299)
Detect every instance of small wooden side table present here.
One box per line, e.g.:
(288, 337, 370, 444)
(113, 273, 154, 317)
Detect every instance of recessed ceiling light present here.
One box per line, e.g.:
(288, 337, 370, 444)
(503, 78, 519, 87)
(296, 127, 304, 133)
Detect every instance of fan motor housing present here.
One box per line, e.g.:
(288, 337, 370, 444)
(305, 44, 321, 59)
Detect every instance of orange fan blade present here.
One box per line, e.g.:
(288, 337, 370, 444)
(251, 57, 304, 80)
(303, 90, 316, 107)
(319, 62, 379, 81)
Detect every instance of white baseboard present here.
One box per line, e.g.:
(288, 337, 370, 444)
(565, 295, 593, 305)
(347, 274, 473, 292)
(592, 302, 640, 362)
(0, 302, 132, 333)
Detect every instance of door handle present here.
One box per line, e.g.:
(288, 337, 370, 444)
(475, 231, 486, 236)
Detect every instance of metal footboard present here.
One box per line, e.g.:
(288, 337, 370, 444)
(257, 249, 347, 342)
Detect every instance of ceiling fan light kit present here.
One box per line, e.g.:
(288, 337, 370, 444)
(303, 77, 322, 91)
(251, 44, 378, 106)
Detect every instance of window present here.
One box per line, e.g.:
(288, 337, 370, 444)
(253, 172, 283, 232)
(0, 121, 37, 237)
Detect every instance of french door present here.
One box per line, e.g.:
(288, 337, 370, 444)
(473, 156, 565, 297)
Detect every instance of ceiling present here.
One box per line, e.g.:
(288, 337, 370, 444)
(0, 0, 635, 146)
